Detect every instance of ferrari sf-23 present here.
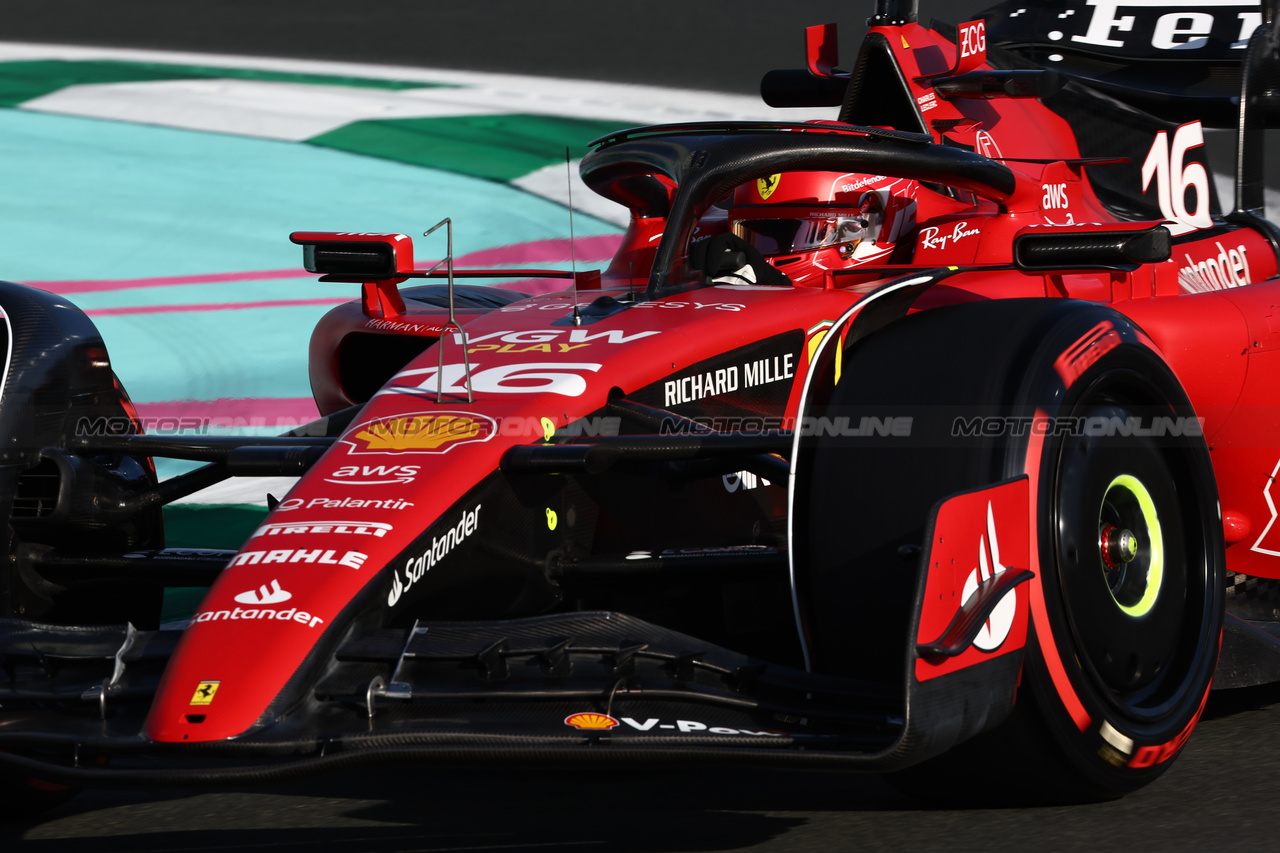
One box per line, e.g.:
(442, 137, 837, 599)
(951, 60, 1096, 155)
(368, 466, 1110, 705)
(4, 0, 1280, 808)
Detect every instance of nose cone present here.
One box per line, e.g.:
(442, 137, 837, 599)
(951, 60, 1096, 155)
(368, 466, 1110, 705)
(145, 598, 332, 742)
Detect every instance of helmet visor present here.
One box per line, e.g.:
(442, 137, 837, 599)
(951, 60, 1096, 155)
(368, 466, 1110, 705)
(732, 215, 870, 255)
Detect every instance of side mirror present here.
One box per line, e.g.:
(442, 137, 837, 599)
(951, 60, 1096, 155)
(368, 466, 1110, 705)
(289, 232, 415, 279)
(1014, 224, 1171, 272)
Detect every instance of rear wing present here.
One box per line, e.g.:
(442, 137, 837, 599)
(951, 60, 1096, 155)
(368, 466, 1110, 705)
(983, 0, 1270, 128)
(761, 2, 1278, 226)
(985, 0, 1280, 231)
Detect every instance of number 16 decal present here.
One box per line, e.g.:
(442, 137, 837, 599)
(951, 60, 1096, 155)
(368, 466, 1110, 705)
(1142, 121, 1212, 230)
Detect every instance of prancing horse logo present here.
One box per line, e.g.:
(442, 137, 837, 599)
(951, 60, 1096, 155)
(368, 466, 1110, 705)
(757, 173, 781, 200)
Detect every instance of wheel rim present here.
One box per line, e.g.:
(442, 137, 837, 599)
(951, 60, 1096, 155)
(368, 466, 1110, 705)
(1098, 474, 1163, 618)
(1052, 394, 1204, 723)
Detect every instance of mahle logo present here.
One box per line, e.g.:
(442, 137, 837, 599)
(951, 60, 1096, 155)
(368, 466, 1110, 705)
(343, 412, 496, 455)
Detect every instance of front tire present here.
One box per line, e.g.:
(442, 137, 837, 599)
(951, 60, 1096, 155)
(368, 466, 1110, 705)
(796, 298, 1223, 801)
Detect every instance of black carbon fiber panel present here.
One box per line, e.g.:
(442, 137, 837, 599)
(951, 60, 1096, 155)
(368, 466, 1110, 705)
(1226, 571, 1280, 621)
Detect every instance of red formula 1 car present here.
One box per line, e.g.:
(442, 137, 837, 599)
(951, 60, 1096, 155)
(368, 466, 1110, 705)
(4, 0, 1280, 809)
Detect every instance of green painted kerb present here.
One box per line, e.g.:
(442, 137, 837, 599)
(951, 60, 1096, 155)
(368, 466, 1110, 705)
(159, 503, 267, 623)
(0, 59, 450, 108)
(163, 503, 265, 550)
(308, 113, 627, 182)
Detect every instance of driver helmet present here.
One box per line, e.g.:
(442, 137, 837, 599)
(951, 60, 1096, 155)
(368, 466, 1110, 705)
(729, 172, 917, 286)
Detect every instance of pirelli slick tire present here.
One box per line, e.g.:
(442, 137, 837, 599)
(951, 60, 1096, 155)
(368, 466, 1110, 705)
(798, 298, 1223, 802)
(0, 281, 163, 626)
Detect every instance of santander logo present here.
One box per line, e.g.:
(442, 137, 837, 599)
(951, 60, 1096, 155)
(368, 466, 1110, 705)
(234, 579, 292, 606)
(960, 502, 1015, 651)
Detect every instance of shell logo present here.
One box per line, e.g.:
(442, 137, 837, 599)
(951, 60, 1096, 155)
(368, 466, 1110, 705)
(343, 411, 496, 455)
(564, 712, 620, 730)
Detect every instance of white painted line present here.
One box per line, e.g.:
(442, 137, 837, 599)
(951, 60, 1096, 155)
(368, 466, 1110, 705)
(21, 78, 504, 141)
(512, 160, 631, 227)
(173, 476, 299, 506)
(0, 40, 834, 126)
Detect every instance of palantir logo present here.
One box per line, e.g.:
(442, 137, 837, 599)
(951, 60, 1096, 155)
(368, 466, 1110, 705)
(234, 579, 292, 605)
(960, 502, 1015, 651)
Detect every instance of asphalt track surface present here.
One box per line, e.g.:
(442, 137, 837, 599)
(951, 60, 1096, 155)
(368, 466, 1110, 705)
(6, 2, 1280, 849)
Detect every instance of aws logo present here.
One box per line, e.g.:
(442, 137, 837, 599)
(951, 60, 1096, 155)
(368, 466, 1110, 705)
(757, 173, 781, 200)
(341, 411, 496, 455)
(324, 464, 420, 485)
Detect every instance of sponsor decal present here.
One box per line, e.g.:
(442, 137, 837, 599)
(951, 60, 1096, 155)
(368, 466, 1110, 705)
(665, 366, 739, 406)
(1054, 320, 1122, 388)
(959, 19, 986, 59)
(1042, 182, 1070, 210)
(961, 502, 1016, 651)
(744, 354, 795, 387)
(190, 681, 220, 706)
(233, 578, 292, 605)
(565, 712, 619, 730)
(228, 549, 368, 569)
(387, 504, 481, 606)
(840, 176, 886, 194)
(277, 496, 415, 511)
(457, 327, 659, 353)
(251, 521, 392, 539)
(389, 362, 603, 398)
(546, 508, 558, 531)
(723, 470, 772, 492)
(541, 417, 556, 441)
(341, 412, 495, 455)
(757, 173, 781, 200)
(663, 354, 794, 406)
(1178, 241, 1252, 291)
(919, 221, 980, 251)
(193, 605, 325, 628)
(618, 717, 783, 737)
(632, 300, 745, 312)
(365, 319, 445, 333)
(1072, 3, 1260, 52)
(501, 300, 639, 313)
(975, 131, 1002, 159)
(324, 464, 420, 485)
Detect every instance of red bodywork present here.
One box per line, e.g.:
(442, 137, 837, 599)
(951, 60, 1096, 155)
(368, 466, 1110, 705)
(140, 18, 1280, 745)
